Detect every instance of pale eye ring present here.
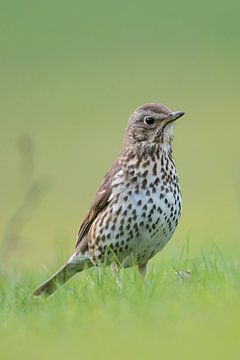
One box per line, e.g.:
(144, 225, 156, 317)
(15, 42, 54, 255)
(144, 116, 155, 125)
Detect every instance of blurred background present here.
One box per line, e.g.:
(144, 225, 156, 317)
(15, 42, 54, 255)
(0, 0, 239, 269)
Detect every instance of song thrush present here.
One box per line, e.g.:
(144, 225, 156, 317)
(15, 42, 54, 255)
(33, 103, 185, 297)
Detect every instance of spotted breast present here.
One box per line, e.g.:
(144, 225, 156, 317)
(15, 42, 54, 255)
(88, 145, 181, 268)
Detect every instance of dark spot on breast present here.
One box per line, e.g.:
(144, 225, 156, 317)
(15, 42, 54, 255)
(95, 236, 100, 244)
(116, 206, 122, 216)
(133, 223, 138, 232)
(153, 163, 157, 176)
(143, 160, 150, 168)
(142, 170, 148, 178)
(142, 179, 147, 189)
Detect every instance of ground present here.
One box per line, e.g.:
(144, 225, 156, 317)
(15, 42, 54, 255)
(1, 246, 240, 360)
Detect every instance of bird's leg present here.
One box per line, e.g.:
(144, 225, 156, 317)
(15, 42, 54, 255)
(110, 261, 119, 273)
(138, 263, 148, 278)
(110, 262, 123, 290)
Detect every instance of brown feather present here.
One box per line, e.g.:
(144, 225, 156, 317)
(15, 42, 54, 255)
(75, 161, 121, 252)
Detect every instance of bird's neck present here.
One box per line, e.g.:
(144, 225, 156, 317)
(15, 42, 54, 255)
(120, 142, 173, 169)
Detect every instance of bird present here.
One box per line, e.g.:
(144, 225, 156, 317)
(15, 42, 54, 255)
(33, 103, 185, 297)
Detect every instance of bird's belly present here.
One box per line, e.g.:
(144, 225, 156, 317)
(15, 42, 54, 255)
(90, 184, 181, 266)
(123, 190, 181, 266)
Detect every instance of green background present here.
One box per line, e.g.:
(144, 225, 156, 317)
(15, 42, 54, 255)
(0, 0, 240, 359)
(1, 0, 239, 266)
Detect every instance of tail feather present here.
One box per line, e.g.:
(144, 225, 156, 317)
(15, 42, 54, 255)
(33, 254, 92, 297)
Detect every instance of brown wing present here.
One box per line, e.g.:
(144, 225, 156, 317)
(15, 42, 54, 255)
(75, 161, 121, 253)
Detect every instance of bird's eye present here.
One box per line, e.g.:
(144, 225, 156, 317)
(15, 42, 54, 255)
(144, 116, 155, 125)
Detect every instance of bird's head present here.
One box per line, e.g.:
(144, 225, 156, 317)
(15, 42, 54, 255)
(124, 103, 185, 153)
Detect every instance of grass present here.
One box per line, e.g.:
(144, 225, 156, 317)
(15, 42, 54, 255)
(1, 246, 240, 360)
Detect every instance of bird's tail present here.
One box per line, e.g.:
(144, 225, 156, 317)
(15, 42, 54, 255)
(33, 253, 92, 298)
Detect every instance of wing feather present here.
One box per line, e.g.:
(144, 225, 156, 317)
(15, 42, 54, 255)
(75, 161, 121, 252)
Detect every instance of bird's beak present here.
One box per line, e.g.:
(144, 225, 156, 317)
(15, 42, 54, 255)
(168, 111, 185, 121)
(163, 111, 185, 126)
